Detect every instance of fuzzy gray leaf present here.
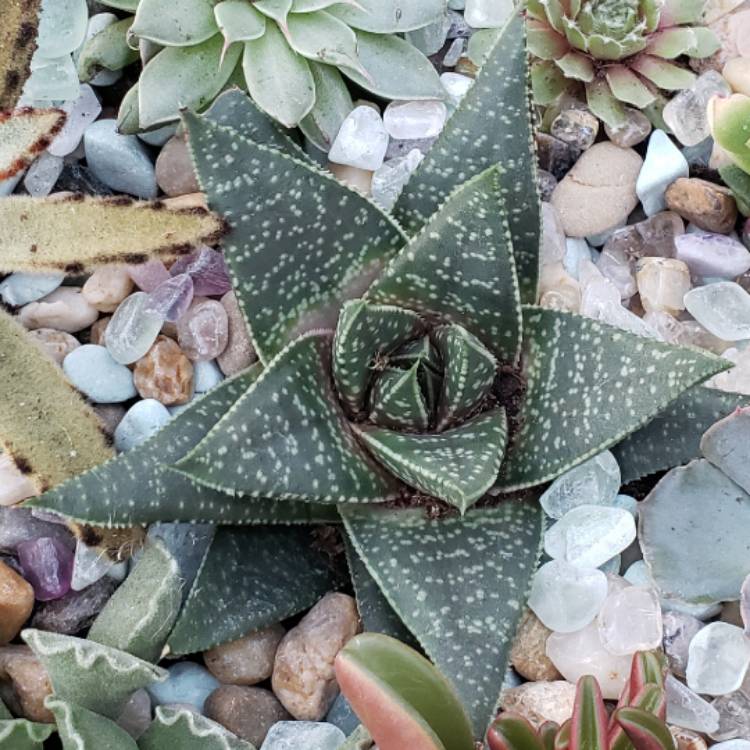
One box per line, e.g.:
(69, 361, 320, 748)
(46, 698, 137, 750)
(139, 707, 256, 750)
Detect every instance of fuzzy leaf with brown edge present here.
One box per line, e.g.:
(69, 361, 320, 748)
(0, 0, 42, 110)
(0, 108, 65, 180)
(0, 194, 226, 274)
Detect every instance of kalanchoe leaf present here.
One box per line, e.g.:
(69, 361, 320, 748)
(335, 633, 475, 750)
(22, 630, 166, 719)
(570, 676, 608, 750)
(0, 109, 65, 181)
(167, 525, 336, 655)
(184, 112, 406, 363)
(0, 0, 42, 110)
(87, 540, 181, 663)
(0, 718, 54, 750)
(139, 706, 256, 750)
(370, 166, 522, 364)
(497, 307, 730, 491)
(174, 332, 401, 504)
(77, 18, 139, 82)
(46, 698, 137, 750)
(369, 364, 431, 432)
(355, 409, 508, 513)
(131, 0, 219, 45)
(488, 713, 546, 750)
(395, 12, 540, 305)
(613, 708, 676, 750)
(341, 502, 544, 735)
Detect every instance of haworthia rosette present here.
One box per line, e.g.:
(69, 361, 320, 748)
(369, 364, 430, 432)
(0, 109, 65, 181)
(46, 698, 137, 750)
(139, 706, 256, 750)
(341, 501, 544, 735)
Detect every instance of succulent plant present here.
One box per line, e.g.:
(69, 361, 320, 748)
(527, 0, 720, 126)
(708, 93, 750, 174)
(0, 0, 42, 110)
(86, 0, 446, 138)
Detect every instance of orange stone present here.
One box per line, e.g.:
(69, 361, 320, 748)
(133, 335, 193, 405)
(0, 561, 34, 645)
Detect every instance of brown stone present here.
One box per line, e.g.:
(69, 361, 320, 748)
(26, 328, 80, 364)
(670, 726, 708, 750)
(665, 177, 738, 234)
(93, 404, 126, 436)
(0, 562, 34, 644)
(500, 681, 576, 729)
(89, 316, 110, 346)
(217, 291, 257, 376)
(271, 592, 360, 720)
(510, 609, 562, 682)
(204, 624, 284, 685)
(82, 267, 134, 313)
(0, 646, 53, 723)
(133, 335, 193, 405)
(156, 134, 200, 197)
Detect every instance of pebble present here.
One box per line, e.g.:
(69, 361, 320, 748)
(325, 693, 359, 736)
(440, 72, 473, 107)
(667, 673, 721, 733)
(550, 108, 599, 151)
(551, 142, 643, 237)
(128, 261, 171, 293)
(24, 152, 65, 197)
(17, 536, 74, 601)
(146, 662, 220, 713)
(328, 106, 389, 171)
(145, 274, 194, 323)
(19, 287, 99, 333)
(712, 743, 750, 750)
(328, 163, 373, 195)
(203, 624, 285, 685)
(684, 281, 750, 340)
(117, 688, 152, 740)
(114, 399, 172, 452)
(606, 211, 685, 260)
(636, 130, 690, 216)
(604, 107, 652, 148)
(133, 336, 193, 406)
(0, 561, 34, 644)
(0, 646, 53, 722)
(192, 359, 224, 393)
(27, 328, 80, 365)
(636, 257, 691, 315)
(598, 585, 663, 655)
(83, 119, 158, 199)
(260, 721, 345, 750)
(665, 178, 738, 234)
(509, 609, 562, 682)
(499, 681, 576, 728)
(675, 232, 750, 279)
(106, 291, 165, 365)
(63, 344, 136, 403)
(672, 727, 709, 750)
(0, 273, 64, 307)
(724, 57, 750, 97)
(177, 298, 229, 362)
(687, 622, 750, 695)
(711, 687, 750, 741)
(82, 267, 134, 313)
(155, 134, 200, 197)
(536, 132, 579, 180)
(205, 685, 289, 747)
(537, 169, 558, 201)
(31, 575, 117, 635)
(0, 508, 74, 554)
(370, 149, 423, 212)
(382, 100, 447, 140)
(663, 611, 705, 678)
(0, 454, 37, 506)
(89, 316, 110, 346)
(272, 592, 360, 720)
(528, 559, 608, 633)
(173, 247, 232, 297)
(597, 245, 637, 299)
(71, 540, 115, 591)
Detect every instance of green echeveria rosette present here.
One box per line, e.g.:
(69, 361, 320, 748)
(527, 0, 720, 127)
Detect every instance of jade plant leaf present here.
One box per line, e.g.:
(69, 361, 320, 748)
(0, 195, 226, 275)
(720, 165, 750, 217)
(139, 707, 256, 750)
(335, 633, 475, 750)
(174, 333, 401, 503)
(77, 18, 139, 82)
(394, 12, 540, 305)
(184, 111, 406, 363)
(368, 166, 522, 364)
(132, 0, 219, 45)
(0, 109, 65, 181)
(497, 307, 730, 491)
(0, 718, 54, 750)
(0, 0, 42, 109)
(341, 502, 544, 735)
(46, 698, 137, 750)
(299, 62, 353, 152)
(87, 540, 181, 662)
(0, 310, 112, 495)
(22, 630, 166, 719)
(166, 525, 336, 654)
(327, 0, 445, 33)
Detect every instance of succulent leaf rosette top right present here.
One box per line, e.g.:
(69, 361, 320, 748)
(527, 0, 720, 126)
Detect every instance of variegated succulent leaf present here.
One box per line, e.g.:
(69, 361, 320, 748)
(46, 698, 137, 750)
(0, 0, 42, 110)
(139, 706, 256, 750)
(0, 109, 65, 181)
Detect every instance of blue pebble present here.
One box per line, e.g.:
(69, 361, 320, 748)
(114, 399, 171, 452)
(63, 344, 136, 403)
(146, 662, 220, 713)
(0, 272, 64, 306)
(192, 360, 224, 393)
(636, 130, 689, 217)
(325, 692, 360, 736)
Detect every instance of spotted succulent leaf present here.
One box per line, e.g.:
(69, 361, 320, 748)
(22, 630, 166, 719)
(394, 12, 540, 305)
(340, 501, 544, 735)
(0, 0, 42, 110)
(355, 408, 508, 514)
(0, 718, 54, 750)
(497, 307, 730, 491)
(369, 364, 431, 432)
(173, 332, 400, 503)
(46, 698, 137, 750)
(0, 109, 65, 181)
(87, 540, 181, 663)
(184, 111, 406, 364)
(139, 707, 257, 750)
(370, 166, 523, 364)
(166, 525, 336, 654)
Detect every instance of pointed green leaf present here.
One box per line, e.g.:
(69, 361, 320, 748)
(532, 60, 570, 105)
(369, 364, 431, 432)
(300, 62, 354, 152)
(46, 699, 137, 750)
(285, 11, 363, 73)
(488, 714, 546, 750)
(0, 109, 65, 181)
(497, 307, 730, 491)
(355, 409, 507, 513)
(0, 719, 54, 750)
(184, 112, 405, 363)
(605, 66, 657, 108)
(342, 31, 444, 101)
(88, 540, 181, 662)
(138, 35, 242, 129)
(434, 324, 497, 430)
(395, 13, 539, 305)
(336, 634, 474, 750)
(77, 17, 139, 82)
(328, 0, 445, 33)
(140, 706, 256, 750)
(613, 386, 747, 484)
(341, 502, 544, 735)
(132, 0, 219, 45)
(370, 167, 523, 363)
(614, 708, 675, 750)
(22, 630, 166, 719)
(214, 1, 266, 50)
(719, 164, 750, 217)
(556, 51, 595, 82)
(630, 55, 696, 91)
(243, 21, 315, 127)
(570, 677, 608, 750)
(167, 525, 335, 654)
(253, 0, 293, 25)
(586, 77, 628, 128)
(174, 333, 400, 502)
(333, 299, 423, 416)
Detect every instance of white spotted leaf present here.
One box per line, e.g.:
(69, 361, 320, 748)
(139, 707, 256, 750)
(369, 364, 431, 432)
(46, 699, 138, 750)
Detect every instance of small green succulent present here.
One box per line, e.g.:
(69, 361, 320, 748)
(709, 93, 750, 173)
(527, 0, 720, 126)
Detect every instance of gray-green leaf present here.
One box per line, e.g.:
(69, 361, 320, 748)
(132, 0, 219, 46)
(214, 1, 266, 49)
(328, 0, 445, 33)
(0, 719, 54, 750)
(77, 18, 139, 82)
(299, 62, 354, 152)
(285, 10, 364, 74)
(46, 699, 137, 750)
(139, 707, 256, 750)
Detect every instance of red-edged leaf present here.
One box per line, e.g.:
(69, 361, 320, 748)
(488, 714, 545, 750)
(614, 708, 675, 750)
(628, 652, 666, 700)
(610, 686, 666, 750)
(555, 720, 571, 750)
(540, 722, 561, 750)
(570, 676, 608, 750)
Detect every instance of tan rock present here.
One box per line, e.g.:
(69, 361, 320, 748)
(82, 267, 134, 313)
(217, 291, 257, 376)
(500, 681, 576, 729)
(18, 287, 99, 333)
(636, 257, 691, 316)
(510, 609, 562, 682)
(90, 316, 110, 346)
(0, 646, 53, 723)
(665, 178, 738, 234)
(328, 163, 373, 195)
(0, 562, 34, 644)
(156, 134, 200, 197)
(271, 592, 360, 720)
(670, 727, 708, 750)
(26, 328, 80, 364)
(133, 335, 193, 405)
(204, 624, 284, 685)
(550, 143, 643, 238)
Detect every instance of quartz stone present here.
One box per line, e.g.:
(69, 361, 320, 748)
(192, 360, 223, 394)
(48, 84, 101, 157)
(541, 202, 567, 266)
(672, 727, 709, 750)
(177, 298, 229, 362)
(260, 721, 345, 750)
(147, 661, 220, 713)
(31, 575, 117, 635)
(675, 233, 750, 279)
(537, 263, 581, 313)
(23, 152, 64, 197)
(528, 559, 608, 633)
(114, 399, 171, 452)
(636, 257, 691, 315)
(687, 622, 750, 696)
(328, 106, 388, 171)
(204, 624, 285, 685)
(146, 274, 194, 324)
(62, 345, 136, 404)
(440, 72, 473, 107)
(128, 261, 170, 293)
(500, 681, 576, 728)
(36, 0, 88, 58)
(71, 540, 115, 591)
(550, 108, 599, 151)
(0, 561, 34, 644)
(26, 55, 80, 105)
(709, 347, 750, 396)
(536, 132, 579, 180)
(19, 287, 99, 333)
(597, 585, 663, 656)
(173, 247, 232, 297)
(464, 0, 514, 26)
(711, 742, 750, 750)
(370, 149, 423, 212)
(564, 239, 593, 279)
(383, 100, 447, 140)
(0, 507, 74, 555)
(663, 611, 704, 678)
(327, 162, 372, 194)
(0, 453, 37, 506)
(742, 575, 750, 636)
(82, 266, 134, 313)
(711, 685, 750, 741)
(443, 37, 465, 67)
(666, 674, 721, 733)
(636, 130, 690, 216)
(605, 211, 685, 260)
(604, 107, 652, 148)
(684, 282, 750, 340)
(597, 245, 636, 300)
(17, 537, 74, 601)
(106, 292, 165, 365)
(0, 273, 63, 307)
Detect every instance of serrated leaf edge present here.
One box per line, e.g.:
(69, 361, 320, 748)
(152, 706, 252, 749)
